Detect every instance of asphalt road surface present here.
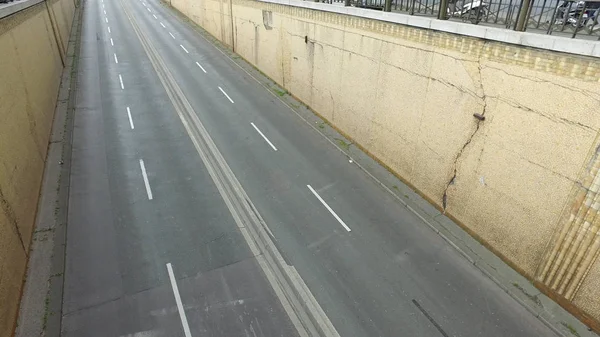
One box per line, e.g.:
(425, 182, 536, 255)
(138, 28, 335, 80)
(61, 0, 559, 335)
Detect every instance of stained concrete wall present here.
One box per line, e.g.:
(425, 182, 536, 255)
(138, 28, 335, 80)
(0, 0, 75, 335)
(171, 0, 600, 327)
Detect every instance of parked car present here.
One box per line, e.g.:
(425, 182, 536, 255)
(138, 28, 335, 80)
(448, 0, 489, 24)
(554, 0, 600, 28)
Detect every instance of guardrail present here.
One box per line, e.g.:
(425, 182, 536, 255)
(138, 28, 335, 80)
(315, 0, 600, 39)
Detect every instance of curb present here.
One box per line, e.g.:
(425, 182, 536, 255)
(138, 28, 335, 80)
(46, 2, 83, 335)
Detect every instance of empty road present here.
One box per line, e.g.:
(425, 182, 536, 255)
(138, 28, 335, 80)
(62, 0, 558, 335)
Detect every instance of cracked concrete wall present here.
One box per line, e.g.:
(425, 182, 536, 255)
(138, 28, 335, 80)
(171, 0, 600, 325)
(0, 0, 74, 335)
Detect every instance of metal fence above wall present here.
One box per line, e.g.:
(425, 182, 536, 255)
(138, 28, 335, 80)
(315, 0, 600, 39)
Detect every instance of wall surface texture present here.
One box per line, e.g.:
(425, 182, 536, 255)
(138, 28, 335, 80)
(170, 0, 600, 327)
(0, 0, 75, 335)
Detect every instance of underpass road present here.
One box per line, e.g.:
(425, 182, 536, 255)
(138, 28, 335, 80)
(62, 0, 559, 335)
(63, 1, 299, 336)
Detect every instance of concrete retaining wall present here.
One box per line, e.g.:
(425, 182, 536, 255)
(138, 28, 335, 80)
(0, 0, 75, 334)
(170, 0, 600, 327)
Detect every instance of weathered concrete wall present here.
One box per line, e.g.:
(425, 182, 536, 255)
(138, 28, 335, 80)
(0, 0, 75, 335)
(171, 0, 600, 327)
(48, 0, 76, 57)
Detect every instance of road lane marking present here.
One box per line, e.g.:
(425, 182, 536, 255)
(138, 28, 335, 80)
(147, 7, 151, 12)
(119, 74, 124, 89)
(104, 9, 106, 14)
(110, 38, 114, 46)
(153, 14, 157, 19)
(307, 185, 351, 232)
(139, 159, 153, 200)
(108, 26, 111, 33)
(142, 2, 146, 6)
(105, 17, 108, 23)
(218, 87, 234, 103)
(160, 22, 166, 28)
(195, 61, 206, 73)
(169, 32, 175, 39)
(180, 45, 189, 54)
(127, 107, 135, 129)
(114, 53, 119, 64)
(251, 123, 277, 151)
(166, 264, 192, 337)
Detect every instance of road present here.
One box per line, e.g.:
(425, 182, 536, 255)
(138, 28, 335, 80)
(61, 0, 558, 335)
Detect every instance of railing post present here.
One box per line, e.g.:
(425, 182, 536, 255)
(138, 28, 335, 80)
(515, 0, 531, 31)
(384, 0, 392, 11)
(438, 0, 448, 19)
(572, 2, 587, 38)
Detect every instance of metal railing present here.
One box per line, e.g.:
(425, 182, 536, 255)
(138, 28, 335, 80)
(315, 0, 600, 39)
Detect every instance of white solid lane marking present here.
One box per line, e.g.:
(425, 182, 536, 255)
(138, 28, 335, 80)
(160, 22, 166, 28)
(110, 38, 114, 46)
(105, 17, 108, 23)
(180, 45, 189, 54)
(119, 74, 124, 89)
(218, 87, 234, 103)
(127, 107, 135, 129)
(169, 32, 175, 39)
(153, 14, 157, 19)
(139, 159, 153, 200)
(195, 61, 206, 73)
(166, 264, 192, 337)
(114, 53, 119, 64)
(108, 26, 111, 33)
(307, 185, 351, 232)
(250, 123, 277, 151)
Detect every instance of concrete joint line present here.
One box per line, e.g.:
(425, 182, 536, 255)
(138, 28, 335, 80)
(44, 0, 66, 66)
(118, 1, 339, 336)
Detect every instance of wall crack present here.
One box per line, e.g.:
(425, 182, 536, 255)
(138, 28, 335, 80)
(483, 64, 600, 102)
(442, 43, 488, 211)
(295, 32, 481, 99)
(490, 95, 596, 132)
